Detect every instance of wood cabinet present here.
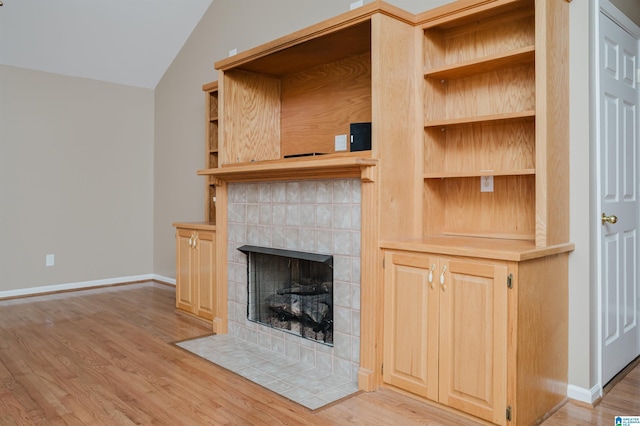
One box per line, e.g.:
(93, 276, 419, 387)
(418, 0, 569, 247)
(203, 81, 219, 223)
(382, 244, 570, 425)
(174, 224, 216, 320)
(383, 251, 507, 424)
(185, 0, 573, 424)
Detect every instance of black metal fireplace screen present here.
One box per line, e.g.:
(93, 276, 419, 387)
(238, 245, 333, 346)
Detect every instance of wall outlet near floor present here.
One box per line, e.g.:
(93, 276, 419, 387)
(45, 254, 55, 267)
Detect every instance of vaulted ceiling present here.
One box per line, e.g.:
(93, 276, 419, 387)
(0, 0, 212, 88)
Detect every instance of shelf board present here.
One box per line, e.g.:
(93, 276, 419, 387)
(425, 110, 535, 129)
(198, 154, 377, 183)
(380, 236, 574, 262)
(424, 169, 535, 179)
(202, 81, 218, 92)
(210, 117, 219, 122)
(172, 221, 217, 232)
(424, 46, 535, 80)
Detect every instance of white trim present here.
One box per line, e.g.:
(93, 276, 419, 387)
(152, 274, 176, 286)
(567, 384, 602, 405)
(600, 0, 640, 38)
(594, 0, 604, 398)
(0, 274, 158, 299)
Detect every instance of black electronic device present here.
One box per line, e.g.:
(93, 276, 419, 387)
(349, 122, 372, 152)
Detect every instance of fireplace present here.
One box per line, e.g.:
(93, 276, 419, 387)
(239, 245, 333, 345)
(227, 179, 361, 380)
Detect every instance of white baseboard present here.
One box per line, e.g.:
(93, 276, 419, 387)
(152, 274, 176, 286)
(0, 274, 175, 299)
(567, 384, 601, 405)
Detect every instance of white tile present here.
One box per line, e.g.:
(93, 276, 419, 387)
(299, 228, 315, 252)
(333, 281, 352, 310)
(332, 205, 352, 229)
(333, 256, 351, 282)
(259, 204, 272, 224)
(300, 181, 317, 203)
(246, 183, 260, 202)
(247, 204, 260, 224)
(300, 346, 316, 365)
(280, 386, 315, 403)
(333, 231, 351, 255)
(299, 396, 332, 410)
(333, 357, 354, 381)
(272, 204, 286, 225)
(285, 340, 301, 361)
(259, 183, 272, 202)
(316, 180, 333, 203)
(272, 182, 286, 203)
(333, 306, 352, 335)
(333, 179, 352, 203)
(284, 227, 300, 250)
(271, 225, 285, 248)
(285, 181, 301, 203)
(300, 204, 316, 227)
(333, 332, 352, 361)
(285, 204, 301, 226)
(315, 204, 332, 228)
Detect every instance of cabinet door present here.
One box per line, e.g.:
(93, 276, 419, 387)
(194, 230, 216, 320)
(383, 252, 439, 400)
(438, 259, 507, 425)
(176, 229, 195, 312)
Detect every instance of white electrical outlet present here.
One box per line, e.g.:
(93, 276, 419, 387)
(480, 176, 494, 193)
(350, 0, 363, 10)
(229, 48, 237, 57)
(45, 254, 55, 267)
(335, 134, 347, 151)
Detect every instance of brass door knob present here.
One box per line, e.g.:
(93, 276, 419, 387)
(602, 212, 618, 225)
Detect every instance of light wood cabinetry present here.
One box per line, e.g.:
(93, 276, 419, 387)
(197, 0, 422, 388)
(174, 224, 216, 320)
(419, 0, 568, 247)
(382, 243, 570, 425)
(183, 0, 573, 424)
(383, 251, 507, 425)
(203, 81, 219, 223)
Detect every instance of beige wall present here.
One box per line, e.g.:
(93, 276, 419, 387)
(0, 65, 154, 292)
(611, 0, 640, 26)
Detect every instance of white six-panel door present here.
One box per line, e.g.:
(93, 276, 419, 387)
(599, 9, 640, 385)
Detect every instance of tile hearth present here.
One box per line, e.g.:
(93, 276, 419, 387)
(177, 334, 359, 410)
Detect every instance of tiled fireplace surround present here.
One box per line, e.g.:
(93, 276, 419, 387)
(227, 178, 362, 382)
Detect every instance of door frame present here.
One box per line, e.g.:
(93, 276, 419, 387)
(595, 0, 640, 395)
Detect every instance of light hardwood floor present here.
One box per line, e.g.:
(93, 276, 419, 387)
(0, 281, 637, 425)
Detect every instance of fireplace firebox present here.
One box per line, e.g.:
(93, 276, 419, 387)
(238, 245, 333, 345)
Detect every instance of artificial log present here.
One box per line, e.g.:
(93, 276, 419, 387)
(265, 293, 332, 325)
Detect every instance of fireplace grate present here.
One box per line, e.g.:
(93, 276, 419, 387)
(238, 245, 333, 346)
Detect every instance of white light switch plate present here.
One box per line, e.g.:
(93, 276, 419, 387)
(350, 1, 363, 10)
(335, 134, 347, 151)
(481, 176, 494, 192)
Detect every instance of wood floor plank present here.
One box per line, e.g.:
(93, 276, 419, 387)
(0, 281, 637, 425)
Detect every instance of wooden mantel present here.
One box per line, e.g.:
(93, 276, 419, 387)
(197, 154, 378, 184)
